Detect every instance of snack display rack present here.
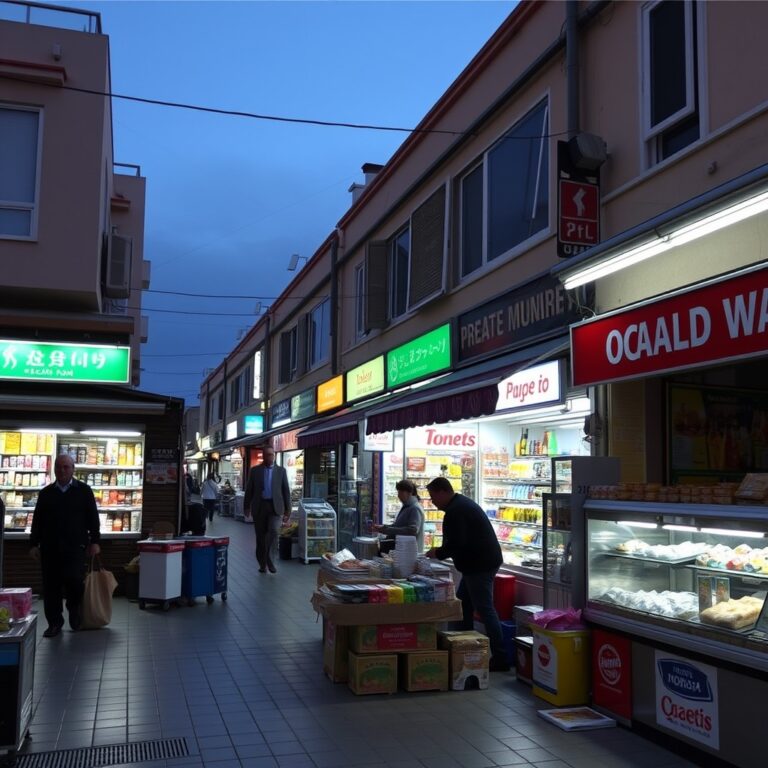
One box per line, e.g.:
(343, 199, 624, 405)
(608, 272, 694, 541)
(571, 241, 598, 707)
(298, 498, 337, 564)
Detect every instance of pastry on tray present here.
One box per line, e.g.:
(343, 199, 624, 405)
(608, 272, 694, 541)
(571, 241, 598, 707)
(699, 595, 764, 630)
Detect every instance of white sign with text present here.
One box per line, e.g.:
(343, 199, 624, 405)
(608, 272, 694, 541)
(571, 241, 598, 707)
(497, 360, 562, 411)
(408, 424, 478, 450)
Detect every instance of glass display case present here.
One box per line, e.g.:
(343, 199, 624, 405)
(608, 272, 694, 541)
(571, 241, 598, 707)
(585, 499, 768, 669)
(337, 479, 358, 552)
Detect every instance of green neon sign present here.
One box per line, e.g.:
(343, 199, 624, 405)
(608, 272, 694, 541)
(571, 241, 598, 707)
(386, 323, 451, 388)
(0, 340, 131, 384)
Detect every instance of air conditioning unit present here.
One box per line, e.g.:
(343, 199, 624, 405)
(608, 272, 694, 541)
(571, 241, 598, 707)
(103, 233, 133, 299)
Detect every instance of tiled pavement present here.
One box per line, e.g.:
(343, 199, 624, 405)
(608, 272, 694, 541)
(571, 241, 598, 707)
(22, 515, 704, 768)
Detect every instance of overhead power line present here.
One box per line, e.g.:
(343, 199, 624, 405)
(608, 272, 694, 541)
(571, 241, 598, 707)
(58, 82, 572, 141)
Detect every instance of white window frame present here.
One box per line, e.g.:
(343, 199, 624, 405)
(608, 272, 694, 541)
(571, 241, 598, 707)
(0, 104, 43, 240)
(641, 0, 696, 141)
(354, 262, 366, 339)
(308, 297, 330, 369)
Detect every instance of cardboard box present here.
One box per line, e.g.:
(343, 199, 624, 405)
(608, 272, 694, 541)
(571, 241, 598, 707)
(514, 604, 543, 636)
(349, 623, 437, 653)
(400, 650, 449, 692)
(347, 651, 397, 695)
(514, 636, 533, 684)
(323, 620, 349, 683)
(439, 630, 490, 691)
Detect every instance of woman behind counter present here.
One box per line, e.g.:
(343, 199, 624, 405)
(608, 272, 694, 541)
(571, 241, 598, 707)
(373, 479, 425, 553)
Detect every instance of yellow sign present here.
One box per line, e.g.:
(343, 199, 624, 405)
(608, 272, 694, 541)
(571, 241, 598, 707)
(317, 375, 344, 413)
(346, 356, 385, 402)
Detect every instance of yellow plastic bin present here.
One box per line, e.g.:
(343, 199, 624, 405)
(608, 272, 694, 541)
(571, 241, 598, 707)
(531, 626, 590, 706)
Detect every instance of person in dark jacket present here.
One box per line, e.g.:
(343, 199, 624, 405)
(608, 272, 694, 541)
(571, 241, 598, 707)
(424, 476, 509, 671)
(29, 453, 101, 637)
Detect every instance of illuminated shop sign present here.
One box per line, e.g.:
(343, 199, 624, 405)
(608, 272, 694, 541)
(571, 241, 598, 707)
(244, 414, 264, 434)
(571, 265, 768, 386)
(0, 340, 131, 384)
(226, 421, 237, 441)
(201, 436, 211, 450)
(317, 375, 343, 413)
(386, 324, 451, 389)
(252, 350, 262, 399)
(346, 356, 385, 402)
(271, 398, 291, 427)
(291, 388, 316, 420)
(496, 360, 562, 412)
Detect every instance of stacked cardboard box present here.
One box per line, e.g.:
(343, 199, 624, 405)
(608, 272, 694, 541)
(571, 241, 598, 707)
(439, 630, 490, 690)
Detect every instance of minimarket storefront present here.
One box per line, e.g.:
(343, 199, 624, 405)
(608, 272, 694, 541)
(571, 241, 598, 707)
(554, 165, 768, 767)
(0, 373, 183, 595)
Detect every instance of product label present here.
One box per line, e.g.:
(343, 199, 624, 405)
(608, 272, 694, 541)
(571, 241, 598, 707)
(533, 632, 558, 693)
(655, 652, 719, 750)
(592, 630, 632, 720)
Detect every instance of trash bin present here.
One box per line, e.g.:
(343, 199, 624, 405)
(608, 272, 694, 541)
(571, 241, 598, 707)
(181, 537, 215, 605)
(137, 539, 184, 611)
(279, 536, 293, 560)
(532, 626, 591, 705)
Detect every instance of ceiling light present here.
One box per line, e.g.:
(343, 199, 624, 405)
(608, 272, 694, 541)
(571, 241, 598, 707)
(563, 188, 768, 289)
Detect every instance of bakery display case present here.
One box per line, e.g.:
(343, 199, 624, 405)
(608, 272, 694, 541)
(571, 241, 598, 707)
(585, 499, 768, 670)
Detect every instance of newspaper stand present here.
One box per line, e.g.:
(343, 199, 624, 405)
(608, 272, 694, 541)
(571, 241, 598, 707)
(137, 539, 184, 611)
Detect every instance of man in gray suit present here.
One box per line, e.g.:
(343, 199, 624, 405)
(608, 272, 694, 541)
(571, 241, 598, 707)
(243, 445, 292, 573)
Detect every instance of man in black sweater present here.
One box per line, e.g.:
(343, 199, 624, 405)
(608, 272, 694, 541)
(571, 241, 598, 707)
(30, 453, 101, 637)
(425, 476, 510, 671)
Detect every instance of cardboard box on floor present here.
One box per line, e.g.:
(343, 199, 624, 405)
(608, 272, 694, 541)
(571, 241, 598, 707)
(323, 619, 349, 683)
(399, 650, 449, 692)
(349, 623, 437, 653)
(347, 651, 398, 695)
(311, 589, 462, 626)
(439, 630, 490, 691)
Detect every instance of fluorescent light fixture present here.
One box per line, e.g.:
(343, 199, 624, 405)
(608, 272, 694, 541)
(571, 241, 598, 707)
(620, 521, 658, 529)
(701, 527, 764, 539)
(81, 430, 142, 437)
(564, 189, 768, 289)
(19, 428, 75, 434)
(662, 524, 698, 532)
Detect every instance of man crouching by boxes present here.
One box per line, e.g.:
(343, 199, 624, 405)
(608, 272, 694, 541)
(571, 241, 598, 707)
(424, 476, 510, 672)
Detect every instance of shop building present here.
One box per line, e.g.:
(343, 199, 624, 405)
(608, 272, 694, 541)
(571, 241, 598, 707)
(0, 3, 183, 590)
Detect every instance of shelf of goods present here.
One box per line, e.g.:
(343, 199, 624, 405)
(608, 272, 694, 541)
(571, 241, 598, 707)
(63, 437, 144, 533)
(481, 452, 570, 568)
(299, 499, 337, 564)
(0, 432, 55, 526)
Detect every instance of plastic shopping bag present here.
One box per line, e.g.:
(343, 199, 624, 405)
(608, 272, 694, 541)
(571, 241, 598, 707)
(81, 556, 118, 629)
(531, 607, 586, 631)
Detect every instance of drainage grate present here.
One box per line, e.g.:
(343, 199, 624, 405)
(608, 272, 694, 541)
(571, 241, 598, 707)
(15, 738, 189, 768)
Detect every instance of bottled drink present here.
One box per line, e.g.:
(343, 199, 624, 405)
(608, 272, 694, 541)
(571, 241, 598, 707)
(520, 428, 528, 456)
(548, 430, 558, 456)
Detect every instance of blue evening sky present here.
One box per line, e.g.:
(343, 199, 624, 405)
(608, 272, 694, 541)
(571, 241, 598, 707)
(60, 0, 517, 405)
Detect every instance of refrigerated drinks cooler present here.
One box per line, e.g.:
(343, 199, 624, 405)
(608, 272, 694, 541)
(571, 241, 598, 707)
(298, 498, 336, 564)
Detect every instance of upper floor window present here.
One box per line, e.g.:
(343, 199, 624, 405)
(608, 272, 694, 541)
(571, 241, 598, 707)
(0, 105, 41, 239)
(230, 367, 251, 412)
(642, 0, 700, 164)
(460, 99, 549, 279)
(354, 263, 366, 339)
(308, 298, 330, 368)
(278, 326, 298, 384)
(390, 228, 410, 320)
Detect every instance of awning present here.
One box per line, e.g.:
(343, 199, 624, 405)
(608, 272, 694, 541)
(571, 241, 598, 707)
(365, 336, 568, 435)
(297, 393, 395, 449)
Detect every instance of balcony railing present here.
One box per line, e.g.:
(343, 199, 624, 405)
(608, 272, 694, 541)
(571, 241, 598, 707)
(0, 0, 101, 33)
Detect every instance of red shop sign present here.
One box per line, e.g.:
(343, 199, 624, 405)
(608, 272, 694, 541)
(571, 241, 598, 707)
(571, 265, 768, 386)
